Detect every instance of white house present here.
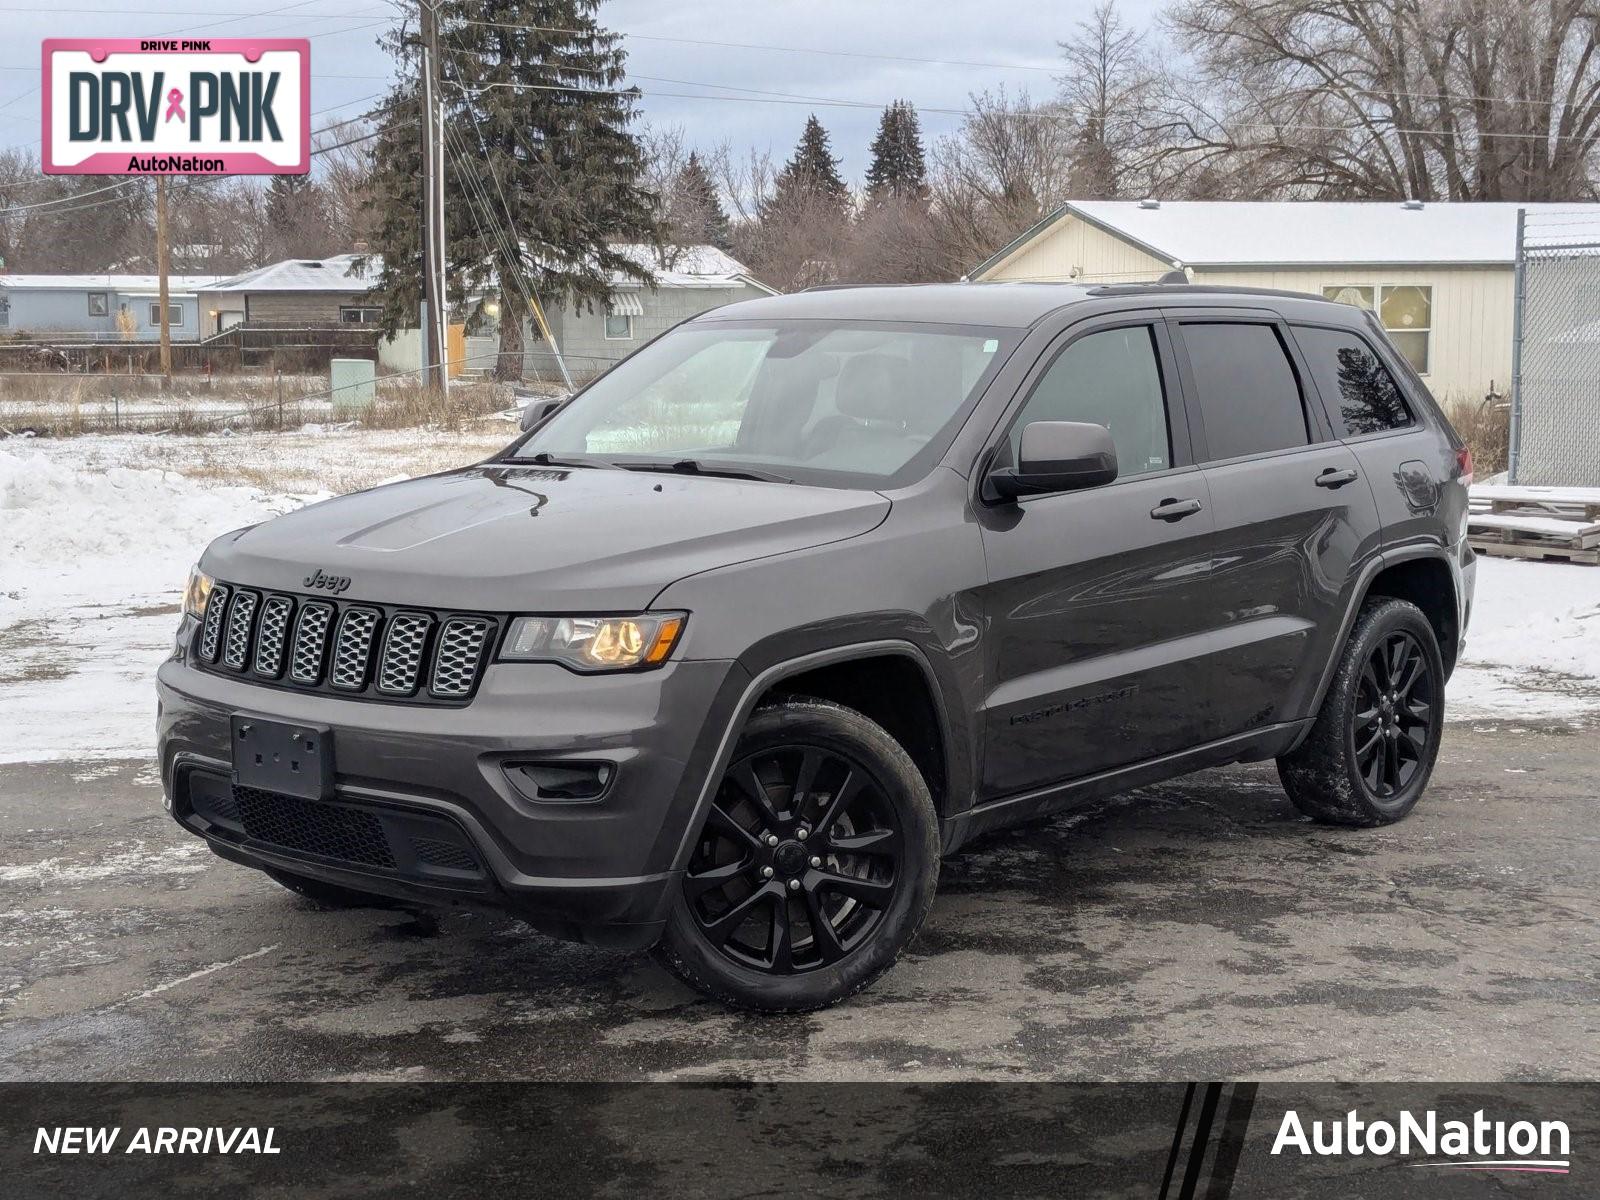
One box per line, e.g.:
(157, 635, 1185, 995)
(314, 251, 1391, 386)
(970, 200, 1600, 405)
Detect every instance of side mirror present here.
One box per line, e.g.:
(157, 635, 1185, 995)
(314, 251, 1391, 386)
(986, 420, 1118, 502)
(518, 389, 571, 432)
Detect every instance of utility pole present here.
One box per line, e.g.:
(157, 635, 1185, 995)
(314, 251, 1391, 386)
(420, 0, 449, 393)
(155, 175, 172, 386)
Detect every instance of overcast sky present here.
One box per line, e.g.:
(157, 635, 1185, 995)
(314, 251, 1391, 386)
(3, 0, 1165, 178)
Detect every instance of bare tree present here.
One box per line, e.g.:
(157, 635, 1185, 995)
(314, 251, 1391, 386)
(1058, 0, 1167, 197)
(1167, 0, 1600, 200)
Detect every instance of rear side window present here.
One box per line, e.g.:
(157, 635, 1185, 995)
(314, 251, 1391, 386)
(1180, 323, 1309, 461)
(1293, 325, 1413, 436)
(1010, 325, 1171, 477)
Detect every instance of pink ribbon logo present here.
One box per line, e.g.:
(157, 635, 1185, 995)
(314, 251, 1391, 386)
(164, 87, 185, 123)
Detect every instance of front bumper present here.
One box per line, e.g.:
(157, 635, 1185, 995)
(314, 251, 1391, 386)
(157, 636, 743, 949)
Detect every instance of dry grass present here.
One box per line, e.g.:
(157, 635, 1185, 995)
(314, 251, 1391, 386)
(0, 372, 514, 439)
(355, 380, 511, 430)
(1445, 396, 1511, 476)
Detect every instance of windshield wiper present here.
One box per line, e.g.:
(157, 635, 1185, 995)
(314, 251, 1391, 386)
(618, 458, 795, 484)
(520, 451, 621, 471)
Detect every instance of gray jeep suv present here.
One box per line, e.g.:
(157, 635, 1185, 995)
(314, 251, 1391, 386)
(159, 282, 1475, 1011)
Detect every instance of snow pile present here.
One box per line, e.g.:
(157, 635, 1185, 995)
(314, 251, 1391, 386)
(0, 449, 299, 763)
(0, 449, 280, 623)
(1451, 556, 1600, 720)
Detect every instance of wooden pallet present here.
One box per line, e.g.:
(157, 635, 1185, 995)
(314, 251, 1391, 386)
(1468, 537, 1599, 565)
(1467, 485, 1600, 565)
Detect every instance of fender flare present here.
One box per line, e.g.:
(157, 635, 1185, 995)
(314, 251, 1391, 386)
(668, 639, 960, 872)
(1288, 543, 1459, 755)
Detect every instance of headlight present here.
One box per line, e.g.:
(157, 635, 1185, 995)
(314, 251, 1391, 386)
(500, 612, 686, 672)
(183, 565, 214, 620)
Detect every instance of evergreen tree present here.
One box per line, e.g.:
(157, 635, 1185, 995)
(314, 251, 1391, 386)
(768, 114, 849, 220)
(668, 151, 730, 249)
(265, 172, 332, 259)
(362, 1, 664, 380)
(864, 101, 928, 204)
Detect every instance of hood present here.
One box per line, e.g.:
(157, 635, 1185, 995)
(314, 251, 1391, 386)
(202, 462, 890, 611)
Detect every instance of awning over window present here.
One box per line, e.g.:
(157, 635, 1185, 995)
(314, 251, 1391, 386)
(608, 291, 644, 317)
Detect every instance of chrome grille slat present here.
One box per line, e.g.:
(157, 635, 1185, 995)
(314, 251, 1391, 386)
(431, 618, 491, 698)
(376, 612, 433, 696)
(252, 595, 294, 678)
(330, 606, 382, 691)
(198, 584, 231, 662)
(222, 589, 260, 670)
(289, 601, 335, 685)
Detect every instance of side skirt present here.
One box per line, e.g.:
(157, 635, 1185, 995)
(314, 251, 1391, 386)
(941, 719, 1312, 853)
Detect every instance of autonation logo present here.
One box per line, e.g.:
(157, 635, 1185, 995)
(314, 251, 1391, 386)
(1273, 1108, 1571, 1176)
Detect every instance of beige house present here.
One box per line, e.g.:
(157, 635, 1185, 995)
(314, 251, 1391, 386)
(970, 200, 1600, 404)
(197, 254, 382, 335)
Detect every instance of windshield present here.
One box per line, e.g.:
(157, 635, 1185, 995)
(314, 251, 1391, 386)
(511, 319, 1019, 487)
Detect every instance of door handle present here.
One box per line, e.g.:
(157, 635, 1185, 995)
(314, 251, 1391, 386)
(1315, 467, 1359, 488)
(1150, 497, 1203, 522)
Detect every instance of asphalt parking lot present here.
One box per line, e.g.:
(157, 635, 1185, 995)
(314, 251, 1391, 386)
(2, 717, 1597, 1083)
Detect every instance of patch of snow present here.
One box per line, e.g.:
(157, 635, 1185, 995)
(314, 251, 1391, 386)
(0, 839, 208, 885)
(0, 447, 297, 762)
(1449, 556, 1600, 721)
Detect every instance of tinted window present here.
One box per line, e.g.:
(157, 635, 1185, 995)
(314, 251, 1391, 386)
(1011, 325, 1171, 477)
(1181, 323, 1308, 460)
(1294, 325, 1413, 436)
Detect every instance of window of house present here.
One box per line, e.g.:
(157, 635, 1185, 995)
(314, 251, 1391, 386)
(340, 306, 383, 325)
(1379, 285, 1431, 374)
(1009, 325, 1171, 477)
(148, 303, 182, 326)
(87, 292, 108, 317)
(1180, 322, 1310, 461)
(1293, 326, 1413, 437)
(1321, 283, 1432, 375)
(604, 309, 633, 340)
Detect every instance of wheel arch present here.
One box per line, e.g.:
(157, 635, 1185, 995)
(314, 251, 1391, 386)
(1290, 546, 1460, 755)
(668, 640, 963, 872)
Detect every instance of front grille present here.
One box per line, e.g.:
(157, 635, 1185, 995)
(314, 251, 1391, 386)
(432, 618, 492, 698)
(290, 601, 334, 684)
(411, 837, 480, 872)
(222, 589, 260, 670)
(253, 595, 295, 678)
(193, 583, 497, 705)
(198, 584, 231, 662)
(330, 606, 382, 691)
(377, 613, 432, 696)
(233, 784, 397, 868)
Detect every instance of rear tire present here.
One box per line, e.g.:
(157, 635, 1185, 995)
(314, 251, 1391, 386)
(264, 867, 398, 910)
(655, 698, 940, 1013)
(1278, 598, 1444, 826)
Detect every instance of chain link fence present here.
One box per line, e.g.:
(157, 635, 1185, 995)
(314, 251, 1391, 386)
(1512, 209, 1600, 485)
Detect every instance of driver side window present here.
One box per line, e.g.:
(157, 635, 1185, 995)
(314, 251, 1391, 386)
(1010, 325, 1172, 477)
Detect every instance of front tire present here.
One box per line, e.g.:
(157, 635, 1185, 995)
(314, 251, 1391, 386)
(1278, 598, 1445, 826)
(656, 698, 940, 1013)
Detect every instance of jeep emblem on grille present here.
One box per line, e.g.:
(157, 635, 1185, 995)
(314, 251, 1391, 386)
(303, 568, 352, 594)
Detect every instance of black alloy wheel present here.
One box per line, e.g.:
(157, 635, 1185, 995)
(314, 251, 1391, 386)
(1278, 597, 1445, 827)
(1352, 629, 1435, 799)
(685, 744, 903, 974)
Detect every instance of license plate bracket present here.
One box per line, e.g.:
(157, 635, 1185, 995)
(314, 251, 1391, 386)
(231, 716, 333, 801)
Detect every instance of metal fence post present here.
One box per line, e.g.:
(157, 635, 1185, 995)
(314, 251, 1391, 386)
(1508, 207, 1526, 484)
(276, 369, 284, 430)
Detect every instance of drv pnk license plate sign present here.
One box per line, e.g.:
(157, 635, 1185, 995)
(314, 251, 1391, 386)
(42, 38, 310, 175)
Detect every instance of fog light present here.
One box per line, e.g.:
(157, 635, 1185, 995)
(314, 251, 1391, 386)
(508, 761, 613, 802)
